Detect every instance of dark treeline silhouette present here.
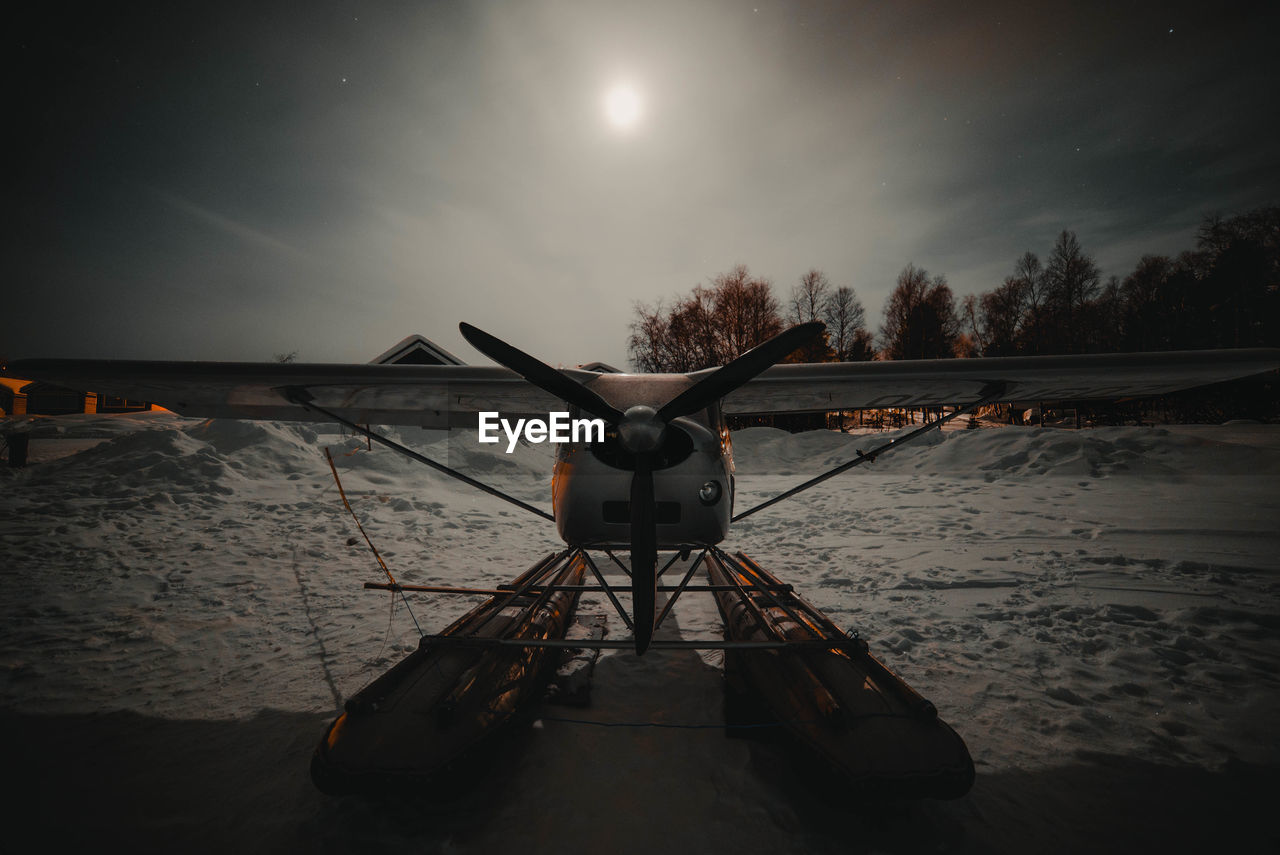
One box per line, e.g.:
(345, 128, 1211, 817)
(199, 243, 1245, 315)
(630, 207, 1278, 372)
(879, 264, 962, 360)
(966, 208, 1280, 358)
(627, 206, 1277, 421)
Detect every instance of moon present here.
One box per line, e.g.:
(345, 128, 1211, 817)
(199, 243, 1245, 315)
(604, 85, 642, 130)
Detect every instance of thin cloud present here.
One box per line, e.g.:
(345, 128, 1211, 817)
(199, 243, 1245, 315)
(151, 189, 316, 267)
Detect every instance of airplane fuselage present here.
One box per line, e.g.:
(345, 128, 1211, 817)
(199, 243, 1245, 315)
(550, 374, 734, 549)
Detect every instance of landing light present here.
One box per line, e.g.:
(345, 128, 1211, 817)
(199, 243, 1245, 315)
(698, 480, 722, 506)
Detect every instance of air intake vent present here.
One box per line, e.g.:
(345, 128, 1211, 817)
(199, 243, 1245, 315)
(602, 501, 681, 525)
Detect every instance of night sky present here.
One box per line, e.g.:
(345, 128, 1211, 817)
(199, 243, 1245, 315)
(9, 1, 1279, 369)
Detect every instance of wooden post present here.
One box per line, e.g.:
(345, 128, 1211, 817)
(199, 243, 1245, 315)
(6, 433, 29, 468)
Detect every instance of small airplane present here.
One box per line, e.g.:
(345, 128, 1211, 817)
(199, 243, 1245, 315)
(6, 326, 1278, 656)
(7, 326, 1277, 795)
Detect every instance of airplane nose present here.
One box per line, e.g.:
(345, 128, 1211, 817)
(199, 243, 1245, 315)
(617, 405, 666, 454)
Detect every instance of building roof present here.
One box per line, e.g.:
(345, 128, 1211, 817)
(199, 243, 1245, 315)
(369, 334, 465, 366)
(16, 380, 86, 396)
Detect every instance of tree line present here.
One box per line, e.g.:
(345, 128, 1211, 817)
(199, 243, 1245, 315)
(965, 207, 1279, 358)
(629, 206, 1279, 373)
(628, 265, 875, 373)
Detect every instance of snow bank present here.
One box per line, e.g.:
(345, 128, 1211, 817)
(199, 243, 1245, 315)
(734, 423, 1280, 482)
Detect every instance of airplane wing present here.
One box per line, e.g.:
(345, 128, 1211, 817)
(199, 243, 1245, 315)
(718, 348, 1280, 413)
(5, 348, 1277, 425)
(1, 359, 567, 428)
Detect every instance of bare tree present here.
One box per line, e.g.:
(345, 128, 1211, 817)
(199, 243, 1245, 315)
(960, 293, 984, 355)
(1197, 207, 1280, 348)
(1044, 230, 1101, 352)
(1013, 251, 1047, 354)
(666, 286, 723, 371)
(822, 285, 868, 361)
(879, 263, 960, 360)
(782, 270, 834, 362)
(847, 328, 876, 361)
(789, 269, 830, 324)
(969, 276, 1029, 356)
(1092, 274, 1125, 352)
(1119, 254, 1177, 352)
(628, 300, 672, 373)
(714, 265, 784, 361)
(628, 265, 784, 371)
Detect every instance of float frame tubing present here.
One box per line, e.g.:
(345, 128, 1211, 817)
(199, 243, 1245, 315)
(386, 545, 865, 653)
(364, 582, 794, 595)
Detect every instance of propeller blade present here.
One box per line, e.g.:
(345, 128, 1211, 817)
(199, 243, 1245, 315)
(630, 455, 657, 655)
(459, 322, 625, 423)
(657, 321, 825, 421)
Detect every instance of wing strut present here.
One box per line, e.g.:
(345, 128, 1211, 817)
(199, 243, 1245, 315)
(283, 388, 555, 522)
(732, 382, 1007, 522)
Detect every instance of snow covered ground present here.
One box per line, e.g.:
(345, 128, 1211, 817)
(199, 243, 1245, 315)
(2, 412, 1277, 853)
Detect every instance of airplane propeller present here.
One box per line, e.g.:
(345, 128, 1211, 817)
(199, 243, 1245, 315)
(459, 320, 824, 653)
